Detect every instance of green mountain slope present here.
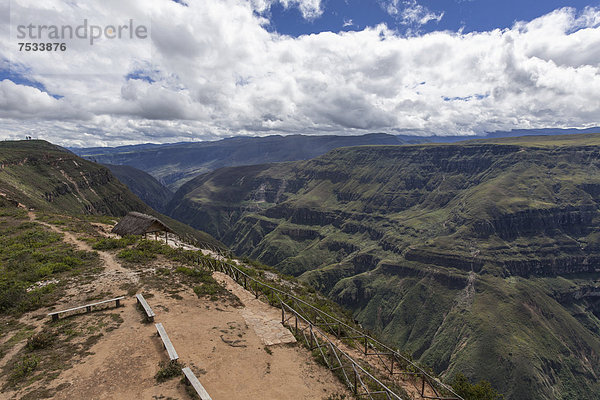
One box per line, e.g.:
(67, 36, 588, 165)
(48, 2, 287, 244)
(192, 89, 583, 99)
(73, 133, 422, 190)
(103, 163, 173, 213)
(166, 134, 600, 399)
(0, 140, 220, 247)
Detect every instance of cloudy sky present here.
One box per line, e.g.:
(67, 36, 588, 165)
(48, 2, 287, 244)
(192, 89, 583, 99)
(0, 0, 599, 146)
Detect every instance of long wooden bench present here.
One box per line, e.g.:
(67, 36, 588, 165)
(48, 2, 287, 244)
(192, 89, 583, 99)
(135, 293, 155, 322)
(48, 296, 125, 321)
(182, 367, 212, 400)
(155, 323, 179, 361)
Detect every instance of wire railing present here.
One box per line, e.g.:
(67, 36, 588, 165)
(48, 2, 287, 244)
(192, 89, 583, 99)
(191, 254, 463, 400)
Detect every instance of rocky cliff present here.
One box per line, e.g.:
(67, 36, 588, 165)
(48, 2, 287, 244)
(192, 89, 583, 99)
(166, 135, 600, 399)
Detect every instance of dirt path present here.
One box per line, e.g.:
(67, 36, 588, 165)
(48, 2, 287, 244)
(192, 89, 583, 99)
(29, 212, 140, 288)
(40, 289, 347, 400)
(215, 272, 297, 346)
(3, 214, 349, 399)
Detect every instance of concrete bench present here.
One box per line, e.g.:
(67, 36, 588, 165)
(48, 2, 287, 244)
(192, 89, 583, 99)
(48, 296, 124, 321)
(155, 323, 179, 361)
(182, 367, 212, 400)
(135, 293, 155, 322)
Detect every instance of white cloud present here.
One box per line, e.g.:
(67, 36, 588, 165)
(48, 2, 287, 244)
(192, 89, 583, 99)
(251, 0, 323, 19)
(381, 0, 443, 26)
(0, 2, 599, 146)
(401, 0, 444, 26)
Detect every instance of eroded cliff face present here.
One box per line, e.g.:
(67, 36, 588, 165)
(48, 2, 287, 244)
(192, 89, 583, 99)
(166, 140, 600, 399)
(169, 143, 600, 277)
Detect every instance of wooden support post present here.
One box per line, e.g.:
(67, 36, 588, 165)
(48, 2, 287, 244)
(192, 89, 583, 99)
(281, 305, 285, 324)
(165, 231, 168, 244)
(390, 358, 394, 375)
(52, 314, 59, 322)
(116, 298, 121, 307)
(421, 376, 425, 395)
(295, 315, 298, 335)
(309, 324, 314, 349)
(364, 336, 368, 354)
(244, 276, 247, 289)
(354, 368, 358, 394)
(86, 306, 92, 313)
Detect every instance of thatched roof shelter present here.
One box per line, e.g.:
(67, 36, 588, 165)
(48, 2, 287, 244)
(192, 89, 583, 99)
(111, 212, 174, 237)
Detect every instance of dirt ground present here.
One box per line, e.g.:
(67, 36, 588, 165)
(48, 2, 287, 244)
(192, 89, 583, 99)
(42, 290, 346, 400)
(1, 215, 349, 400)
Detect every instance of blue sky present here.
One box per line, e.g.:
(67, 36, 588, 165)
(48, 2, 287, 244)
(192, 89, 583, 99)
(1, 0, 599, 146)
(268, 0, 600, 36)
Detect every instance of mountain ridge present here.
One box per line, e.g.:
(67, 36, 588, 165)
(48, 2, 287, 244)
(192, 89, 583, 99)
(0, 140, 221, 247)
(71, 133, 427, 190)
(163, 133, 600, 399)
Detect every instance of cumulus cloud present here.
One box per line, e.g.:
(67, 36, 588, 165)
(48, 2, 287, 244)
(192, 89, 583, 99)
(251, 0, 323, 19)
(382, 0, 444, 26)
(0, 1, 599, 146)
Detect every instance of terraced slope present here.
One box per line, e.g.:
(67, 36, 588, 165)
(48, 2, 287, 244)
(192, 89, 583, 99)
(167, 134, 600, 399)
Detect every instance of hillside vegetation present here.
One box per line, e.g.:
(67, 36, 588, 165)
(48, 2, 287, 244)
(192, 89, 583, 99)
(0, 140, 220, 247)
(166, 134, 600, 399)
(103, 163, 173, 213)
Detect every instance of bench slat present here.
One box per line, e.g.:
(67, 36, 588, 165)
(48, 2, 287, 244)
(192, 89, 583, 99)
(48, 296, 125, 317)
(136, 294, 155, 319)
(155, 323, 179, 361)
(182, 367, 212, 400)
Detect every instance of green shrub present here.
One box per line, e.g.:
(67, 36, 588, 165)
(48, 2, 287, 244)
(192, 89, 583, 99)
(176, 266, 213, 283)
(193, 283, 225, 298)
(451, 373, 503, 400)
(154, 360, 183, 382)
(10, 355, 39, 381)
(26, 331, 54, 351)
(117, 248, 156, 263)
(137, 239, 173, 255)
(92, 235, 137, 250)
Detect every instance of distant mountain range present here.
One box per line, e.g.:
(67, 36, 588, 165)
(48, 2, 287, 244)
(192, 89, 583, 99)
(73, 133, 423, 191)
(72, 128, 600, 189)
(71, 129, 600, 212)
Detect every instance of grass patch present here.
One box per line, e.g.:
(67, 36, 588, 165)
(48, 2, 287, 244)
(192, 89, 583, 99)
(0, 218, 100, 315)
(92, 235, 138, 250)
(117, 248, 157, 263)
